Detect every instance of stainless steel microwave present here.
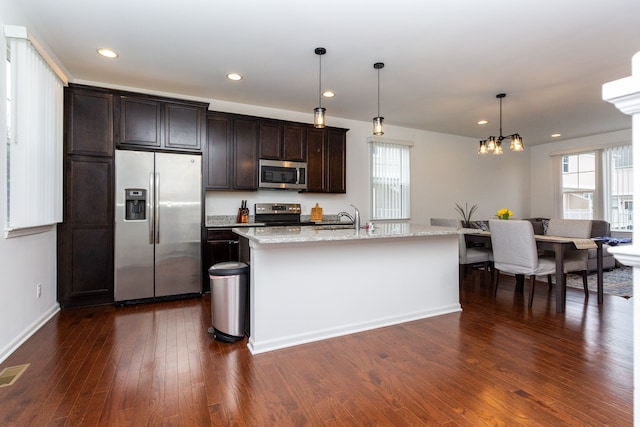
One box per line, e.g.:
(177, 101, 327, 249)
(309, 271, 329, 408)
(258, 159, 307, 190)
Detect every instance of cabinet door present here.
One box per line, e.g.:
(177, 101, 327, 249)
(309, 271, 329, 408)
(327, 129, 346, 193)
(58, 156, 114, 307)
(202, 229, 239, 292)
(283, 124, 307, 161)
(259, 120, 282, 159)
(205, 114, 232, 189)
(306, 128, 326, 192)
(118, 96, 162, 148)
(66, 88, 114, 156)
(233, 119, 259, 190)
(165, 102, 204, 151)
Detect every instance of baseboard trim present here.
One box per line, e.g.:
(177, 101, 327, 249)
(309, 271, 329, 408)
(0, 304, 60, 364)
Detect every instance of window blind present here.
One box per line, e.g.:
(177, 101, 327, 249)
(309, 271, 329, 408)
(369, 139, 411, 220)
(6, 33, 64, 232)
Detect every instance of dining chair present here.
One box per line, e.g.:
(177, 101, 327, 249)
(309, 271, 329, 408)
(545, 219, 593, 297)
(430, 218, 493, 284)
(489, 219, 557, 309)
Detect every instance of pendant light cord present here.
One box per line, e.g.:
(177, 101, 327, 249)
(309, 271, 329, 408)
(318, 53, 322, 107)
(377, 67, 381, 117)
(499, 95, 503, 138)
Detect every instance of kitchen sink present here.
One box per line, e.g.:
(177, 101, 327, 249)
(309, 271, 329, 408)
(312, 224, 355, 230)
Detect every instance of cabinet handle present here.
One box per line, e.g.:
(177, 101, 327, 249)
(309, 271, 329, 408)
(155, 173, 160, 243)
(149, 173, 154, 244)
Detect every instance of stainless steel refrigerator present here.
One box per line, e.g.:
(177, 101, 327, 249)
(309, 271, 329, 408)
(114, 149, 202, 302)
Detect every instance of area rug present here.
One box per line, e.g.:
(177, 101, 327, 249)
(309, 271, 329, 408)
(564, 266, 633, 299)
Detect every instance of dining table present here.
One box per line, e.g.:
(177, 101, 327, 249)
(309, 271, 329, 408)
(464, 230, 604, 313)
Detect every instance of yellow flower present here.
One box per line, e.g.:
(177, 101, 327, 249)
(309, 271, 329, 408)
(496, 208, 513, 220)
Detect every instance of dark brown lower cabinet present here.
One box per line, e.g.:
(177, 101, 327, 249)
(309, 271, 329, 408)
(57, 156, 114, 308)
(202, 228, 240, 292)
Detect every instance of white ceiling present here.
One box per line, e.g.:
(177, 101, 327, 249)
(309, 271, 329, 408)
(13, 0, 640, 146)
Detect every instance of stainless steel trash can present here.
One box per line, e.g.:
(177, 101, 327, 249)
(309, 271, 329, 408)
(208, 261, 248, 342)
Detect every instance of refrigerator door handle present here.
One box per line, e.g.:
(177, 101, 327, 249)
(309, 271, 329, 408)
(155, 172, 160, 244)
(149, 172, 154, 244)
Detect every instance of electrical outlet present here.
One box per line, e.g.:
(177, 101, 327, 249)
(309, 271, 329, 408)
(36, 283, 42, 298)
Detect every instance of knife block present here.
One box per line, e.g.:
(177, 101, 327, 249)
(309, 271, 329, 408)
(237, 208, 249, 223)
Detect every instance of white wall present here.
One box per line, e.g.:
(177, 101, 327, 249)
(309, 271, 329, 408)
(0, 2, 61, 363)
(529, 129, 632, 218)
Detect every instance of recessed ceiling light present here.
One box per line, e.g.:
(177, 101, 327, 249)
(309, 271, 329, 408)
(551, 133, 561, 138)
(227, 73, 243, 81)
(478, 120, 488, 125)
(322, 90, 335, 98)
(97, 48, 118, 59)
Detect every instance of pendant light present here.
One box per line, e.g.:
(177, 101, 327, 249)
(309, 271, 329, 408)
(373, 62, 385, 135)
(313, 47, 326, 128)
(478, 93, 524, 155)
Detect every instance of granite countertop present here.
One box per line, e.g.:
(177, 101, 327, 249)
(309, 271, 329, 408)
(232, 223, 465, 244)
(206, 215, 262, 227)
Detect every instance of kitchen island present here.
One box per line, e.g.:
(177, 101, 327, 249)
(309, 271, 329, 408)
(233, 223, 463, 354)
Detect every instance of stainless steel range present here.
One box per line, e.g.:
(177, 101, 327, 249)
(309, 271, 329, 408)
(254, 203, 315, 226)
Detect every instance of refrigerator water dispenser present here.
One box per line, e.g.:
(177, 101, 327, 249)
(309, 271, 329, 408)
(125, 189, 147, 220)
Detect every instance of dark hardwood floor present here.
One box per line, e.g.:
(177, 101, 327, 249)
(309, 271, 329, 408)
(0, 272, 632, 426)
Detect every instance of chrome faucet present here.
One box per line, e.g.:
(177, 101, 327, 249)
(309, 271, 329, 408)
(351, 204, 360, 230)
(338, 205, 360, 229)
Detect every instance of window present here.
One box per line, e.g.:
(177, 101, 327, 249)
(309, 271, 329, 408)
(557, 145, 633, 230)
(603, 145, 633, 230)
(561, 152, 595, 219)
(369, 138, 411, 220)
(5, 27, 66, 235)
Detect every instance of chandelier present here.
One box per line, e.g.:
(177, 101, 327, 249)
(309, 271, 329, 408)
(478, 93, 524, 155)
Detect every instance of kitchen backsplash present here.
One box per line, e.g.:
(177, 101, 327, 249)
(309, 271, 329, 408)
(204, 191, 351, 218)
(206, 214, 343, 227)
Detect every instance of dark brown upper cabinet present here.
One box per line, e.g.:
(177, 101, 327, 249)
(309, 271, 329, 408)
(306, 128, 326, 192)
(258, 120, 282, 159)
(205, 112, 259, 191)
(283, 124, 307, 162)
(233, 118, 259, 190)
(205, 113, 233, 190)
(306, 127, 347, 193)
(326, 129, 347, 193)
(259, 120, 307, 162)
(65, 87, 114, 157)
(117, 95, 206, 152)
(165, 102, 205, 151)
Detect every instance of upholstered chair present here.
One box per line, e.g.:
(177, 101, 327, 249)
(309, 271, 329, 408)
(545, 219, 592, 296)
(430, 218, 493, 284)
(489, 219, 557, 309)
